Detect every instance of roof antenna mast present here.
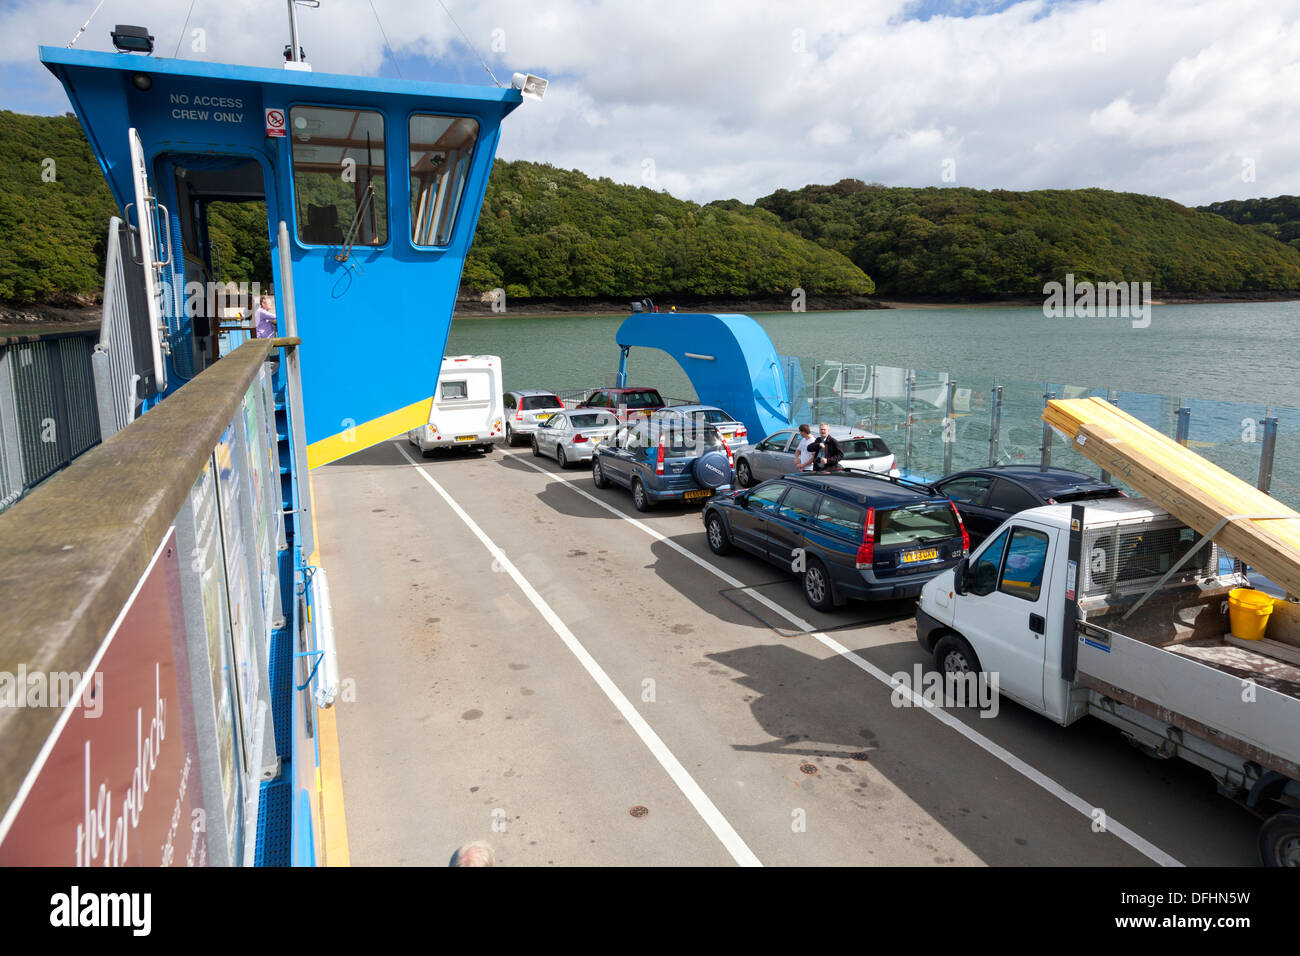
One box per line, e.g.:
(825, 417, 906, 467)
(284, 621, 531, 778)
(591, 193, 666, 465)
(285, 0, 319, 70)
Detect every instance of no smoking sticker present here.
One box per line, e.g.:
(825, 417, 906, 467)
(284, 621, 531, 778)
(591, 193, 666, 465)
(265, 108, 286, 137)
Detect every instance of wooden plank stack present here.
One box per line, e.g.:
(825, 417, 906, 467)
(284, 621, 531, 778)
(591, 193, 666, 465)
(1043, 397, 1300, 598)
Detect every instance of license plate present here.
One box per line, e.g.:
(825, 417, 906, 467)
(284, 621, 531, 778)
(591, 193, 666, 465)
(902, 548, 939, 564)
(455, 435, 477, 442)
(534, 413, 552, 421)
(683, 489, 712, 500)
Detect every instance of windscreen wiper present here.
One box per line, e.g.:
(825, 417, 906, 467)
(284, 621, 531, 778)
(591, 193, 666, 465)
(335, 132, 377, 262)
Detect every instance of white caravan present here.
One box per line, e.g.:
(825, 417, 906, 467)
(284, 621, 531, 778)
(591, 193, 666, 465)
(407, 355, 505, 454)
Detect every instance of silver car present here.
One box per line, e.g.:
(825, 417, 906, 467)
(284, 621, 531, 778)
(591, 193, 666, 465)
(732, 425, 899, 487)
(504, 389, 566, 446)
(649, 405, 749, 445)
(532, 409, 620, 467)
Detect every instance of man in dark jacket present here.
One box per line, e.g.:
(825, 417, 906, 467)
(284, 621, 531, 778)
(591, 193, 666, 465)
(809, 423, 844, 472)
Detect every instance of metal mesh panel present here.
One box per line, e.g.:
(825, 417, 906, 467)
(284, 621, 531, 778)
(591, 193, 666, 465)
(1081, 521, 1220, 598)
(58, 337, 100, 457)
(10, 342, 63, 486)
(0, 350, 20, 507)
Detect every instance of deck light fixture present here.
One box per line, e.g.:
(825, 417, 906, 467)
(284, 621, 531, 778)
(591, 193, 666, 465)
(511, 72, 548, 102)
(110, 24, 154, 54)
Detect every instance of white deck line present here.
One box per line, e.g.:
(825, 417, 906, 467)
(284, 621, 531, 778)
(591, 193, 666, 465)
(516, 456, 1185, 868)
(393, 443, 762, 867)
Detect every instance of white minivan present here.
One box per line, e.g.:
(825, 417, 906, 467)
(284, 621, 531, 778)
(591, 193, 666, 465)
(407, 355, 506, 455)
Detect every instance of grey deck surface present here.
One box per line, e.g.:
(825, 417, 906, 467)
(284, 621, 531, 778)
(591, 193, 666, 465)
(314, 440, 1260, 866)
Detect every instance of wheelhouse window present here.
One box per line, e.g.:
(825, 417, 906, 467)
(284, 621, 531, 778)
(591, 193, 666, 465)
(410, 114, 479, 246)
(290, 105, 387, 246)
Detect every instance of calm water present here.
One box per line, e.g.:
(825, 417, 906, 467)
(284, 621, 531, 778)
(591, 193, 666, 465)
(446, 301, 1300, 507)
(447, 301, 1299, 408)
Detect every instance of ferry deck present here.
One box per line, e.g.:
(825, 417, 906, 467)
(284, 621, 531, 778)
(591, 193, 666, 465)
(316, 440, 1260, 866)
(0, 16, 1279, 870)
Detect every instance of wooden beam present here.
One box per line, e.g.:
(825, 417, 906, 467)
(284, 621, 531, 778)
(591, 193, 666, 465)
(1045, 398, 1300, 597)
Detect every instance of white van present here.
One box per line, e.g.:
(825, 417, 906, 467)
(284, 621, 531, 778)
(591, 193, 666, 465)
(407, 355, 505, 455)
(916, 497, 1300, 864)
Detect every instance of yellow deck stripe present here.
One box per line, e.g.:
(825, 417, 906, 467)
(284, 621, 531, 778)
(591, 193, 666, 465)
(306, 471, 351, 866)
(306, 396, 433, 470)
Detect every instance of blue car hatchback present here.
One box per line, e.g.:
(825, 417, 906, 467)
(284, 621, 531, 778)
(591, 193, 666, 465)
(702, 473, 969, 611)
(593, 419, 733, 511)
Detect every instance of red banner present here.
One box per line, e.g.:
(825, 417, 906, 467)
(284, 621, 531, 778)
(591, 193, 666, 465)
(0, 530, 207, 866)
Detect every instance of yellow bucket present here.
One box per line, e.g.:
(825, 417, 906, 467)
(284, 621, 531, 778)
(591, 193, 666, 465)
(1228, 588, 1274, 641)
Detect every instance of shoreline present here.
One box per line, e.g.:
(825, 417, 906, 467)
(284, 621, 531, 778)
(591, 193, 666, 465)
(3, 289, 1296, 332)
(451, 289, 1300, 318)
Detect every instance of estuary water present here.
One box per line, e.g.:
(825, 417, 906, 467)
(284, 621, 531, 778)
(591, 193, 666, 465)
(446, 300, 1300, 507)
(447, 301, 1298, 408)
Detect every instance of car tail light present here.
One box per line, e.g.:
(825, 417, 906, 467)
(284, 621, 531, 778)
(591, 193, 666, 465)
(856, 506, 876, 568)
(949, 500, 970, 555)
(516, 411, 523, 421)
(655, 434, 665, 475)
(735, 428, 747, 440)
(573, 434, 588, 443)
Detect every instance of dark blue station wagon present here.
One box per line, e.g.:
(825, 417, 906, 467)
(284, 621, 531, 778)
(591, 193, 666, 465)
(702, 473, 969, 611)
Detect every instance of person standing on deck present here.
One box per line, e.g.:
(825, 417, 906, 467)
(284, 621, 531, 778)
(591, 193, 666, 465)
(254, 294, 277, 338)
(795, 423, 816, 472)
(809, 423, 845, 472)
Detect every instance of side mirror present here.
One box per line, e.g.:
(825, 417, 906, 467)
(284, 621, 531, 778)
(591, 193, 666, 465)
(736, 492, 750, 508)
(953, 557, 969, 595)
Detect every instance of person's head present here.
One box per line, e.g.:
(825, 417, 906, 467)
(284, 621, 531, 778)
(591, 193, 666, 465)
(449, 841, 495, 867)
(260, 294, 274, 312)
(818, 422, 830, 437)
(798, 424, 811, 437)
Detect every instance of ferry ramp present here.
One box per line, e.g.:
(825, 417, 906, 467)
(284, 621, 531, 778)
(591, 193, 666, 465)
(314, 442, 1261, 866)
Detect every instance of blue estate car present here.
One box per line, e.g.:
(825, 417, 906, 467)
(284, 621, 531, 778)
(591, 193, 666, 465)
(702, 473, 969, 611)
(592, 419, 733, 511)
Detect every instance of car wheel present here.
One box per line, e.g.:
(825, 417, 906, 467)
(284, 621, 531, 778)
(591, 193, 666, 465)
(705, 512, 731, 555)
(556, 446, 568, 469)
(505, 423, 515, 446)
(933, 634, 983, 682)
(593, 459, 611, 489)
(420, 441, 434, 459)
(736, 459, 753, 488)
(1259, 809, 1300, 867)
(531, 436, 541, 457)
(632, 478, 652, 512)
(802, 556, 835, 612)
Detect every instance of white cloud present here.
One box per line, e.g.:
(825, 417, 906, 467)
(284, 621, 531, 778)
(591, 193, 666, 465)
(3, 0, 1299, 206)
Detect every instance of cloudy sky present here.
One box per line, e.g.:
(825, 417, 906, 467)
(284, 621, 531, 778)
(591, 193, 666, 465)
(2, 0, 1297, 206)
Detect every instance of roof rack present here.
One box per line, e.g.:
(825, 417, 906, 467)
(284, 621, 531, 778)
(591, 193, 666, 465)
(788, 469, 938, 495)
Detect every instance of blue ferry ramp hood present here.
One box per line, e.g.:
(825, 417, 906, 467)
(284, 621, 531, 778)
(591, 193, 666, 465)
(615, 313, 792, 443)
(40, 46, 522, 467)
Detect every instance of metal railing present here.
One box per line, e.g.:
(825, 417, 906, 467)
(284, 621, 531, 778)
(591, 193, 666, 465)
(92, 218, 152, 439)
(789, 358, 1293, 506)
(0, 218, 161, 512)
(0, 327, 101, 510)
